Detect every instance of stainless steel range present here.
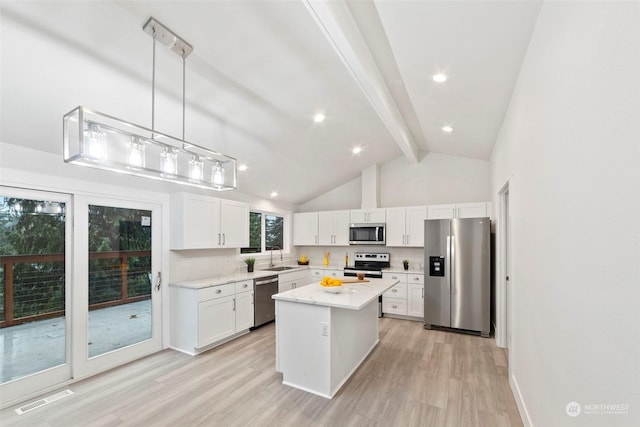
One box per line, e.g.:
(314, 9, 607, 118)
(343, 252, 390, 278)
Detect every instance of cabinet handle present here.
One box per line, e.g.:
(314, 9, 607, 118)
(392, 276, 397, 280)
(422, 288, 424, 298)
(392, 304, 397, 309)
(217, 233, 221, 245)
(315, 235, 318, 244)
(392, 288, 397, 293)
(215, 289, 222, 294)
(233, 298, 236, 311)
(222, 233, 226, 245)
(406, 235, 409, 245)
(243, 283, 248, 288)
(414, 277, 420, 281)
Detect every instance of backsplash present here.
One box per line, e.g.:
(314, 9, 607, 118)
(169, 249, 296, 283)
(293, 246, 425, 271)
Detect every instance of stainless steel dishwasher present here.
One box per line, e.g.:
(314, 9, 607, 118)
(253, 274, 278, 327)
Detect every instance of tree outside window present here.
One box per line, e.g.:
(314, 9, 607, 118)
(241, 211, 284, 254)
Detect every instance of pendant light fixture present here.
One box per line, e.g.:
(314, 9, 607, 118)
(63, 18, 236, 191)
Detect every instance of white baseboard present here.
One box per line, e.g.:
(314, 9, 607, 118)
(510, 374, 533, 427)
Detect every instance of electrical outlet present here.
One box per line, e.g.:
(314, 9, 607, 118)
(321, 322, 328, 336)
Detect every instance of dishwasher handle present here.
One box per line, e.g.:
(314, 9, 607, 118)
(255, 276, 279, 286)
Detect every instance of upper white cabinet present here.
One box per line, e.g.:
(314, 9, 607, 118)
(386, 206, 427, 247)
(427, 202, 490, 220)
(318, 210, 350, 246)
(171, 193, 249, 249)
(293, 212, 319, 246)
(350, 208, 385, 224)
(219, 199, 250, 248)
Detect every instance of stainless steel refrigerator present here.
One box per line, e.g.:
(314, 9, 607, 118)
(424, 218, 490, 337)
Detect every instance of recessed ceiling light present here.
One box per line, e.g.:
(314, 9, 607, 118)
(442, 126, 453, 133)
(313, 113, 325, 123)
(238, 164, 248, 171)
(270, 191, 278, 198)
(433, 73, 448, 83)
(352, 146, 362, 155)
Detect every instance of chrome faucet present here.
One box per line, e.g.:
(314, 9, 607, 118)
(269, 246, 282, 268)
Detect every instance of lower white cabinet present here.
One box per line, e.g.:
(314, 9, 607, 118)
(278, 269, 310, 293)
(310, 268, 342, 280)
(382, 272, 424, 320)
(170, 279, 254, 355)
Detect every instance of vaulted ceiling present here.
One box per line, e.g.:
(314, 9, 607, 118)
(0, 1, 542, 204)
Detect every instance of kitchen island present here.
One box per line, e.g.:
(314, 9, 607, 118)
(273, 278, 399, 398)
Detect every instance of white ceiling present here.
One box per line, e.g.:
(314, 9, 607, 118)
(0, 1, 542, 205)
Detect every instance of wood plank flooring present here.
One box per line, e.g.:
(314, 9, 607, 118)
(0, 318, 523, 427)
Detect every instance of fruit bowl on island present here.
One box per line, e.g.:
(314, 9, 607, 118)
(320, 276, 343, 293)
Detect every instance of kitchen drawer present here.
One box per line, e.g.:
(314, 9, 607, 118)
(311, 269, 341, 279)
(383, 272, 407, 283)
(382, 297, 407, 315)
(234, 279, 253, 293)
(408, 273, 424, 285)
(199, 283, 235, 302)
(383, 283, 407, 299)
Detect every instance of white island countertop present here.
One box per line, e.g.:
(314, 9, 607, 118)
(272, 278, 398, 310)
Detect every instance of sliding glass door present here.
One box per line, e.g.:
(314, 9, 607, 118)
(73, 196, 162, 378)
(0, 187, 72, 404)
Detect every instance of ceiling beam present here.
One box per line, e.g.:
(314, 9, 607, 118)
(303, 0, 419, 163)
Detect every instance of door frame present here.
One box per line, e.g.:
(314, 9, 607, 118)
(72, 195, 163, 380)
(496, 180, 510, 349)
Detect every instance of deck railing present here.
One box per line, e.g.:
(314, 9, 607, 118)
(0, 251, 151, 328)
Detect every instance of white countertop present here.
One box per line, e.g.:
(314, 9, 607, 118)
(272, 277, 399, 310)
(169, 270, 277, 289)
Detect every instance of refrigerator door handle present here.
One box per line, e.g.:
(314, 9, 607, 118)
(446, 235, 451, 294)
(451, 237, 455, 295)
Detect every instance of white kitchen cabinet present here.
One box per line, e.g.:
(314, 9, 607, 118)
(235, 288, 255, 332)
(382, 272, 407, 315)
(170, 279, 255, 355)
(293, 212, 319, 246)
(198, 295, 235, 347)
(349, 208, 385, 224)
(407, 284, 424, 318)
(219, 199, 250, 248)
(382, 272, 424, 320)
(278, 269, 310, 293)
(407, 274, 424, 318)
(310, 268, 342, 280)
(318, 210, 350, 246)
(171, 193, 221, 249)
(427, 202, 490, 220)
(171, 193, 249, 249)
(386, 206, 427, 247)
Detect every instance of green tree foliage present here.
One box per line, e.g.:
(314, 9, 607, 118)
(0, 198, 153, 323)
(1, 198, 66, 320)
(265, 215, 283, 250)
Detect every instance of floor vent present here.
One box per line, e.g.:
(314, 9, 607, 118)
(15, 389, 74, 415)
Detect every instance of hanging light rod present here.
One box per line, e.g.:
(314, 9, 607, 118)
(63, 17, 236, 191)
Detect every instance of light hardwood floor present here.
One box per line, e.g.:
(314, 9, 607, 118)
(0, 318, 522, 427)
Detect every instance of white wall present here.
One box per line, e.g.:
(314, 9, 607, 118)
(301, 152, 491, 211)
(490, 2, 640, 426)
(380, 153, 491, 206)
(299, 176, 361, 212)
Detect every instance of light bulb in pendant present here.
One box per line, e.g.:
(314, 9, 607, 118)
(212, 162, 225, 186)
(161, 148, 178, 176)
(128, 137, 145, 168)
(85, 123, 107, 160)
(189, 156, 204, 181)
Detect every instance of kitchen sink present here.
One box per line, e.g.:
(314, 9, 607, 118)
(264, 266, 299, 271)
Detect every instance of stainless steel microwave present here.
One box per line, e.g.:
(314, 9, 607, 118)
(349, 223, 385, 245)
